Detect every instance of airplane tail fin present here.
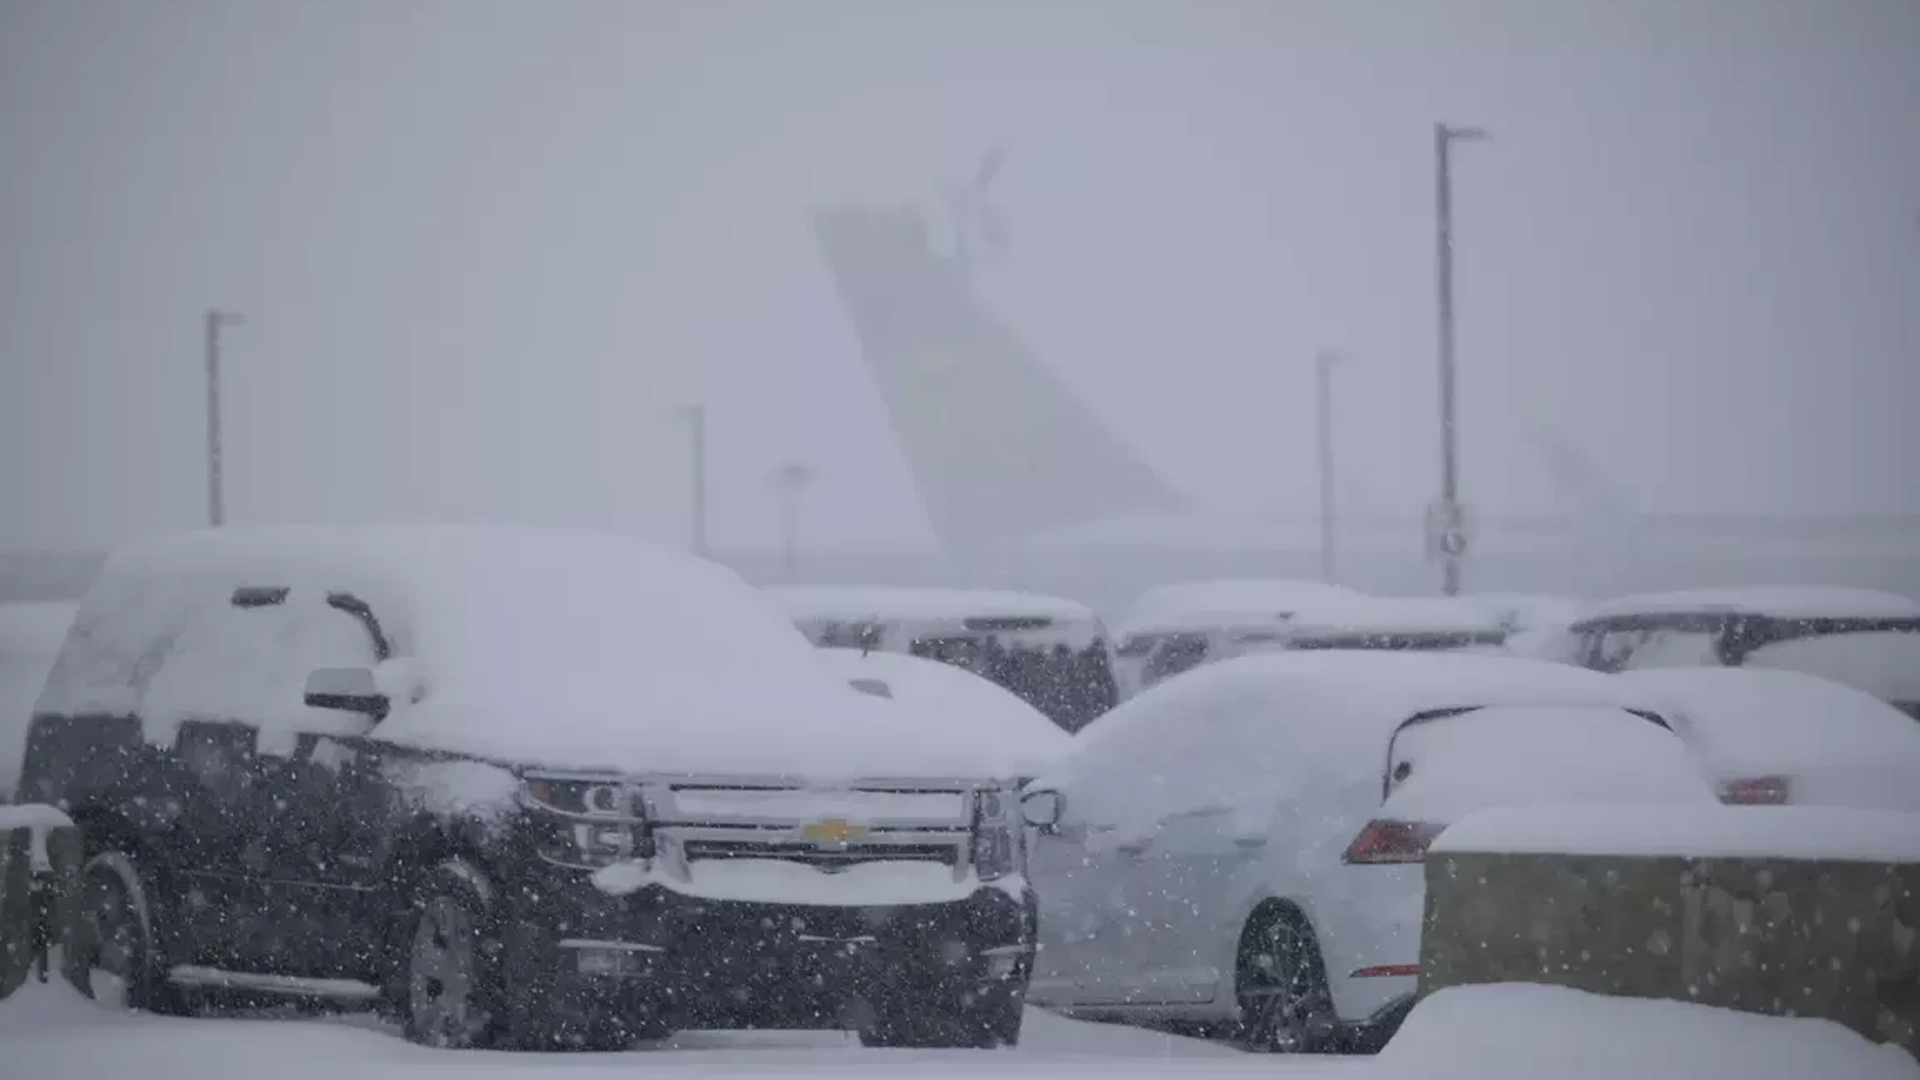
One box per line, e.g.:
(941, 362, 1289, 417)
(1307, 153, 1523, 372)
(811, 198, 1186, 553)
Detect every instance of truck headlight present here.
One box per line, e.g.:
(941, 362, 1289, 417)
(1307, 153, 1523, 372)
(522, 774, 653, 869)
(972, 787, 1020, 881)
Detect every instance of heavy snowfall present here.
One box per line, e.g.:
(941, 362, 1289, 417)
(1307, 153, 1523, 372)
(3, 1, 1919, 1078)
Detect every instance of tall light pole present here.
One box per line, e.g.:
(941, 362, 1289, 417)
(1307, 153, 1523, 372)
(1433, 121, 1487, 596)
(1315, 347, 1346, 585)
(766, 461, 813, 580)
(677, 405, 710, 558)
(203, 308, 244, 528)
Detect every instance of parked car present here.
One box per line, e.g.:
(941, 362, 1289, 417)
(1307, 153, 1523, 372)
(766, 584, 1119, 733)
(1550, 586, 1920, 717)
(1110, 579, 1367, 698)
(1110, 609, 1294, 699)
(819, 647, 1072, 783)
(1019, 651, 1715, 1053)
(21, 526, 1039, 1050)
(1616, 666, 1920, 810)
(1271, 597, 1512, 656)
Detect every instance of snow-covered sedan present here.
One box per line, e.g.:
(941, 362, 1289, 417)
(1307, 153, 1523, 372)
(1617, 666, 1920, 811)
(22, 526, 1041, 1050)
(1020, 651, 1716, 1052)
(1550, 586, 1920, 717)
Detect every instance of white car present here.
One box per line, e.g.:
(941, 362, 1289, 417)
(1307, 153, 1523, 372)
(1021, 651, 1716, 1052)
(818, 647, 1072, 782)
(1617, 666, 1920, 811)
(1274, 596, 1513, 656)
(1110, 579, 1368, 699)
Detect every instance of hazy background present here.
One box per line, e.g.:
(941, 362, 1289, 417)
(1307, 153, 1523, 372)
(4, 0, 1917, 555)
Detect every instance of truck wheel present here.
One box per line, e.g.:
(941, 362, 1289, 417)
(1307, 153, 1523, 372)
(404, 884, 502, 1049)
(67, 852, 191, 1016)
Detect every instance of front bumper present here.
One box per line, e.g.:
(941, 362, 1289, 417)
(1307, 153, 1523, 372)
(505, 873, 1036, 1028)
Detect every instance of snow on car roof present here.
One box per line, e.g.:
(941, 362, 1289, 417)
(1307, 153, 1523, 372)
(1122, 577, 1367, 622)
(818, 648, 1070, 777)
(1466, 592, 1587, 630)
(39, 525, 1011, 780)
(1742, 630, 1920, 704)
(765, 584, 1098, 626)
(1088, 649, 1665, 768)
(1282, 595, 1511, 637)
(1378, 703, 1718, 823)
(1617, 666, 1920, 770)
(1113, 608, 1292, 638)
(1579, 585, 1920, 622)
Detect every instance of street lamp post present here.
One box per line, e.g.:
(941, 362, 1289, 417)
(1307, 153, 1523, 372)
(678, 405, 710, 558)
(1315, 347, 1345, 585)
(204, 308, 245, 528)
(1433, 121, 1487, 596)
(767, 461, 813, 580)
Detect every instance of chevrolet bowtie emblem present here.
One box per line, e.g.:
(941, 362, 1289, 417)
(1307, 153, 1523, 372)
(801, 819, 870, 845)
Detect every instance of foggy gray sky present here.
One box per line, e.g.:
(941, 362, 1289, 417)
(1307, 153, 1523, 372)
(4, 0, 1917, 553)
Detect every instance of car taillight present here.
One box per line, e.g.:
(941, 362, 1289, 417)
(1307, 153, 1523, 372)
(1342, 819, 1446, 865)
(1720, 775, 1793, 805)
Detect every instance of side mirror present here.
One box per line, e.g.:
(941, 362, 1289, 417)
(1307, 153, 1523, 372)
(1021, 788, 1064, 832)
(303, 666, 390, 721)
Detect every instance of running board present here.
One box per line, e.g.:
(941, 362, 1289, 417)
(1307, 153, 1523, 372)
(167, 965, 381, 1000)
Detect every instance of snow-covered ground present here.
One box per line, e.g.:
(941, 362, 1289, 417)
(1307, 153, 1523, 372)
(9, 978, 1914, 1079)
(0, 979, 1350, 1079)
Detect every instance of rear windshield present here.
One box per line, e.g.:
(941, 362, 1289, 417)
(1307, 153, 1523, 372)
(908, 633, 1116, 734)
(1289, 629, 1507, 652)
(1379, 705, 1706, 822)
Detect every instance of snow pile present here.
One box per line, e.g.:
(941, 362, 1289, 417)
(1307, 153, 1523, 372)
(818, 648, 1070, 778)
(1618, 667, 1920, 811)
(1283, 595, 1510, 637)
(1082, 650, 1668, 763)
(1115, 577, 1366, 634)
(1381, 705, 1716, 823)
(1434, 802, 1920, 862)
(768, 584, 1096, 625)
(1582, 585, 1920, 621)
(0, 601, 77, 798)
(1467, 592, 1586, 631)
(40, 525, 1016, 781)
(1745, 631, 1920, 707)
(1381, 983, 1920, 1080)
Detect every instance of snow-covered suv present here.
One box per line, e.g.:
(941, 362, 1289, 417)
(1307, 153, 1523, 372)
(16, 526, 1038, 1049)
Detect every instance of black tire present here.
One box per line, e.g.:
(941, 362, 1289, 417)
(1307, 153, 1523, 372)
(859, 994, 1022, 1049)
(401, 864, 506, 1049)
(1235, 907, 1339, 1054)
(64, 852, 192, 1016)
(400, 860, 649, 1052)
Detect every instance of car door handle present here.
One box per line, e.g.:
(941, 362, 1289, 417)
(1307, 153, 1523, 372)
(1114, 836, 1153, 857)
(1232, 835, 1268, 850)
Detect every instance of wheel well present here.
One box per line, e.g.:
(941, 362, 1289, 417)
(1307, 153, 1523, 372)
(1239, 899, 1312, 953)
(376, 833, 500, 990)
(1235, 899, 1328, 983)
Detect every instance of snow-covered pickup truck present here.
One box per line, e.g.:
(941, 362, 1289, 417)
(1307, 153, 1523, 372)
(16, 525, 1040, 1050)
